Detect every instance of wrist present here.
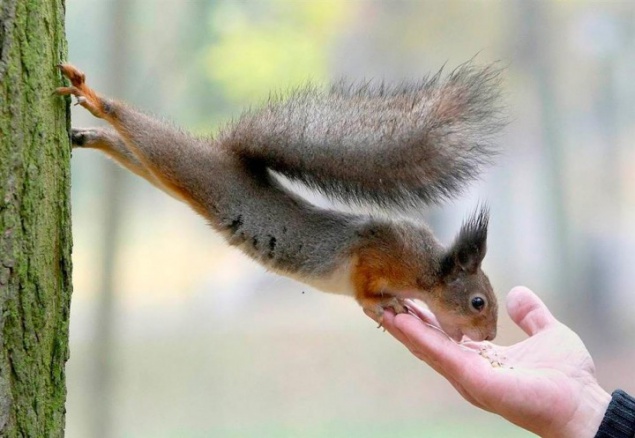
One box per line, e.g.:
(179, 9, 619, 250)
(594, 389, 635, 438)
(562, 383, 611, 438)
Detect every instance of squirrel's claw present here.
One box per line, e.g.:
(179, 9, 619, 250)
(55, 86, 91, 109)
(57, 63, 86, 87)
(54, 86, 78, 96)
(363, 297, 409, 330)
(55, 63, 107, 119)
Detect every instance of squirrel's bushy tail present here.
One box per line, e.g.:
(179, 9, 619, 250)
(219, 63, 505, 210)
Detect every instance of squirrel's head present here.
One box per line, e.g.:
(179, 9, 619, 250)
(429, 206, 498, 342)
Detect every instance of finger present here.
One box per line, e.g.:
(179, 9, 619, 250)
(392, 313, 492, 381)
(377, 311, 467, 377)
(364, 309, 417, 349)
(372, 310, 482, 407)
(365, 308, 464, 372)
(448, 379, 485, 410)
(403, 299, 441, 327)
(506, 286, 558, 336)
(371, 309, 496, 408)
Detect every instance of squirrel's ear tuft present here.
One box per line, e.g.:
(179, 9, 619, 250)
(440, 205, 489, 280)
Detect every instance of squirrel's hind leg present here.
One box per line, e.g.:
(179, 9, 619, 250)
(71, 127, 186, 201)
(72, 127, 150, 179)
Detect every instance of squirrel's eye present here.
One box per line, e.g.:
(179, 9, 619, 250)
(471, 296, 486, 312)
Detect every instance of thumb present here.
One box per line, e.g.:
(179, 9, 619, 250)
(506, 286, 558, 336)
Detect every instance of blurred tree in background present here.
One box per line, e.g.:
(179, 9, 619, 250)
(205, 0, 351, 103)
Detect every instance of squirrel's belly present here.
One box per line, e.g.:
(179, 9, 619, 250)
(284, 261, 356, 297)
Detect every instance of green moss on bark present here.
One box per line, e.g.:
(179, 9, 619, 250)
(0, 0, 72, 437)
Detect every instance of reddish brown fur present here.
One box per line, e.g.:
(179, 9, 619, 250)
(352, 242, 434, 314)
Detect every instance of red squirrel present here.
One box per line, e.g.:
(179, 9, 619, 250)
(56, 62, 503, 341)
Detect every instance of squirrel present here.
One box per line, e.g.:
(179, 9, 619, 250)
(56, 62, 503, 342)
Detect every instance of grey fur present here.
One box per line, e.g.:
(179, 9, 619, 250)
(211, 160, 365, 276)
(219, 63, 504, 210)
(100, 104, 365, 276)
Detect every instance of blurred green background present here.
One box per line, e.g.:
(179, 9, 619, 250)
(65, 1, 635, 437)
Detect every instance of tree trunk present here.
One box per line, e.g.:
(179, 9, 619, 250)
(0, 0, 72, 437)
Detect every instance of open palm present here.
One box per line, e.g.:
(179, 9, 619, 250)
(369, 287, 611, 438)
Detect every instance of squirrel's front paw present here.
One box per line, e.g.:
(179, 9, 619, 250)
(57, 63, 86, 87)
(361, 297, 408, 328)
(56, 64, 108, 119)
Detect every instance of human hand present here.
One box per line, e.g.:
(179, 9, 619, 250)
(366, 286, 611, 438)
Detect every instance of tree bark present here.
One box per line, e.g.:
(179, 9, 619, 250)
(0, 0, 72, 437)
